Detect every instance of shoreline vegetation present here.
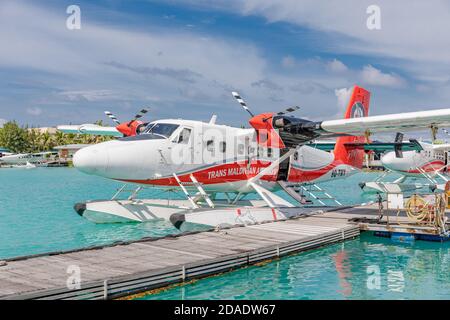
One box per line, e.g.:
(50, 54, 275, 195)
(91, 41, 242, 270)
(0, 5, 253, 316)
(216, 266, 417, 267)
(0, 121, 113, 154)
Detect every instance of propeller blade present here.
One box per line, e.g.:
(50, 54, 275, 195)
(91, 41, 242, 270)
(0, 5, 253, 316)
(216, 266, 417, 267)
(104, 111, 121, 125)
(127, 108, 149, 127)
(133, 108, 149, 121)
(277, 106, 300, 116)
(232, 92, 254, 117)
(394, 132, 404, 143)
(263, 106, 300, 122)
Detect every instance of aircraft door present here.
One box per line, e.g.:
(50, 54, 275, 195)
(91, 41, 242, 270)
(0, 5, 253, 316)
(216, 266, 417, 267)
(169, 126, 196, 172)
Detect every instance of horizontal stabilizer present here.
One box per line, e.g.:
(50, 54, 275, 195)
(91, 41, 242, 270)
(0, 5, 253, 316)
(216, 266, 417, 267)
(57, 124, 122, 137)
(309, 140, 423, 152)
(344, 139, 423, 152)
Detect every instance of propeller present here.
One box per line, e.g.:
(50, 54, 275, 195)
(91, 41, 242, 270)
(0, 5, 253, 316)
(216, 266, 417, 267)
(104, 111, 121, 125)
(231, 92, 254, 117)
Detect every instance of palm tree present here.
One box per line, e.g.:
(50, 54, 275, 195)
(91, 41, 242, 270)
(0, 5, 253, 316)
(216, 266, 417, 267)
(0, 121, 30, 153)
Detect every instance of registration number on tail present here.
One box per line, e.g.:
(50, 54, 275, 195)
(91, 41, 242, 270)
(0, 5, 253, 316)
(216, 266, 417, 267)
(331, 169, 346, 178)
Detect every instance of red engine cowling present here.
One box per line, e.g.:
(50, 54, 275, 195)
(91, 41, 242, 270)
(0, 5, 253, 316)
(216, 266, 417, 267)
(248, 113, 286, 149)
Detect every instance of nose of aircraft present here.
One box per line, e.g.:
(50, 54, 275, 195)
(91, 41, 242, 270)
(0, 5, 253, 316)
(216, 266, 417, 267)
(73, 145, 109, 175)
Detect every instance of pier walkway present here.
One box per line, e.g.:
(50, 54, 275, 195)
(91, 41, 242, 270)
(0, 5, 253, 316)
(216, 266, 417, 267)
(3, 203, 443, 300)
(0, 207, 362, 300)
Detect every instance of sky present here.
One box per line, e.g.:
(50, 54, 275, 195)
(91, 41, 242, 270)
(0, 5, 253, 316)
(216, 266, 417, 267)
(1, 0, 450, 139)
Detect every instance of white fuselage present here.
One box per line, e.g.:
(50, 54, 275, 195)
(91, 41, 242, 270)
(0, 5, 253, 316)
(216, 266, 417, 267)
(0, 152, 56, 165)
(381, 142, 448, 176)
(73, 119, 358, 194)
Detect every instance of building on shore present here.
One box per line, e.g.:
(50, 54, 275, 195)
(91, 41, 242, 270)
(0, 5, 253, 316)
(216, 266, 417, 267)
(53, 144, 91, 162)
(27, 127, 58, 134)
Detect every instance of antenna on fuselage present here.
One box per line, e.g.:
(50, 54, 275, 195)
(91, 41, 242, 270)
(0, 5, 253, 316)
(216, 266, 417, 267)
(232, 92, 254, 117)
(209, 114, 217, 125)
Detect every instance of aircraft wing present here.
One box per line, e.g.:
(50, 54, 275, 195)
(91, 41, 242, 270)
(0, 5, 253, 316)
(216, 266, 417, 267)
(432, 143, 450, 151)
(57, 124, 122, 137)
(320, 109, 450, 135)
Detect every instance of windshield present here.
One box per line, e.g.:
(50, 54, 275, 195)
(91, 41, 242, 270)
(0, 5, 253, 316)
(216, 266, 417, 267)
(144, 123, 179, 138)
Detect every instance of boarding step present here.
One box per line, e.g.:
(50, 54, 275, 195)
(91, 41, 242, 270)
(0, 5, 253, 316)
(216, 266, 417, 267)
(171, 173, 215, 208)
(172, 173, 199, 208)
(299, 183, 342, 206)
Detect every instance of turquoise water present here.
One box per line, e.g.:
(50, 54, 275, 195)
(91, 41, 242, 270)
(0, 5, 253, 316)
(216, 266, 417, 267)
(139, 233, 450, 300)
(0, 168, 381, 259)
(0, 168, 185, 259)
(1, 168, 448, 300)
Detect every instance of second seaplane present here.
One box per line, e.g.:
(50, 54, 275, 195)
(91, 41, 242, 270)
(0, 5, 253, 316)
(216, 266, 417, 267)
(72, 85, 450, 230)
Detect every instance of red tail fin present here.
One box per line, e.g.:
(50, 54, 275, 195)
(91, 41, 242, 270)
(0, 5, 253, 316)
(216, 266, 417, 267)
(333, 85, 370, 168)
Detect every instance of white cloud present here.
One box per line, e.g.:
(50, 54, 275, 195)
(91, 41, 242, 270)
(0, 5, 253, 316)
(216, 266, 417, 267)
(334, 87, 352, 115)
(26, 107, 42, 116)
(0, 1, 273, 125)
(0, 1, 266, 92)
(0, 119, 6, 127)
(0, 0, 442, 128)
(360, 65, 405, 88)
(327, 59, 348, 73)
(184, 0, 450, 84)
(59, 90, 123, 102)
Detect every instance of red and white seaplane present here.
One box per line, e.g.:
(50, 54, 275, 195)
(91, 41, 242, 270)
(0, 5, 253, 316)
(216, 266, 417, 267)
(71, 85, 450, 229)
(360, 138, 450, 193)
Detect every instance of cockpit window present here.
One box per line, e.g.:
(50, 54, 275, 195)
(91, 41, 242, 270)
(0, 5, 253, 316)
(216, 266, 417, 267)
(177, 128, 192, 144)
(144, 123, 179, 138)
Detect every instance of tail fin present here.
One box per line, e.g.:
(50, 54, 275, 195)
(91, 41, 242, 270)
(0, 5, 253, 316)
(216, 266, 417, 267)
(333, 85, 371, 169)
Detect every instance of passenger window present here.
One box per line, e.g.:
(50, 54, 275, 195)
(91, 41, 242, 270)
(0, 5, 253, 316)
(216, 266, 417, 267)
(220, 142, 226, 153)
(238, 144, 244, 155)
(207, 140, 214, 152)
(267, 148, 272, 158)
(177, 128, 191, 144)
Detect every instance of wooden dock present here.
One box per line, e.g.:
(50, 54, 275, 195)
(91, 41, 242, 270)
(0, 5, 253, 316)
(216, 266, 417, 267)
(1, 203, 447, 300)
(0, 210, 359, 300)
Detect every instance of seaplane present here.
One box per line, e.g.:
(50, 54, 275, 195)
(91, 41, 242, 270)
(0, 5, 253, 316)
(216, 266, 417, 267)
(359, 137, 450, 193)
(57, 108, 149, 137)
(0, 151, 58, 167)
(71, 85, 450, 230)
